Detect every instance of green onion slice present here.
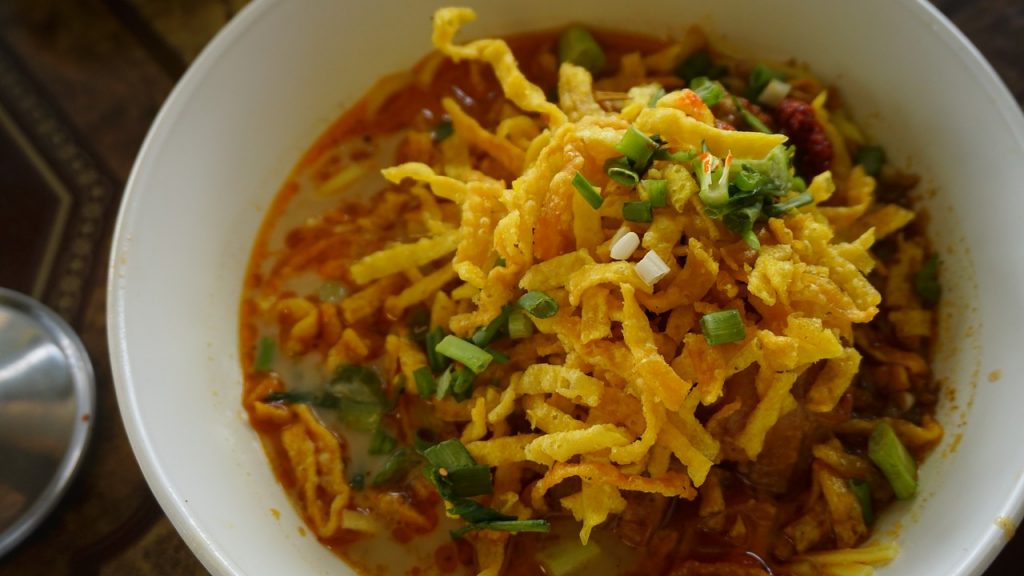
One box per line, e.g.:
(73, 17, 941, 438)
(371, 447, 420, 487)
(450, 366, 477, 401)
(604, 157, 640, 187)
(848, 478, 874, 525)
(572, 171, 603, 209)
(451, 519, 551, 539)
(425, 326, 451, 372)
(434, 365, 454, 399)
(616, 126, 659, 170)
(423, 438, 478, 470)
(254, 337, 275, 372)
(735, 97, 772, 133)
(472, 306, 510, 347)
(557, 26, 606, 74)
(767, 191, 813, 216)
(413, 366, 436, 397)
(517, 291, 559, 319)
(435, 335, 493, 374)
(642, 179, 668, 208)
(507, 308, 534, 339)
(690, 76, 724, 107)
(622, 200, 653, 223)
(700, 309, 747, 345)
(868, 421, 918, 500)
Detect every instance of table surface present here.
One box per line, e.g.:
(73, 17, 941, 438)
(0, 1, 1020, 574)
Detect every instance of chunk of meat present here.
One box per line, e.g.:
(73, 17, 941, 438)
(775, 98, 833, 179)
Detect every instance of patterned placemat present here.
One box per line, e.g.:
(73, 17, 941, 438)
(0, 0, 1018, 574)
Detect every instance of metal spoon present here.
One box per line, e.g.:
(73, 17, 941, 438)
(0, 287, 94, 558)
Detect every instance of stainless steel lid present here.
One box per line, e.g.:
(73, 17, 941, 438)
(0, 287, 94, 558)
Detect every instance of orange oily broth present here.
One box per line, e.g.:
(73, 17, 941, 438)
(240, 22, 941, 576)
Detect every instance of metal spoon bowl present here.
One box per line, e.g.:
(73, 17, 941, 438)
(0, 287, 94, 558)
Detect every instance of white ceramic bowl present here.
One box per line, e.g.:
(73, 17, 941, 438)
(108, 1, 1024, 575)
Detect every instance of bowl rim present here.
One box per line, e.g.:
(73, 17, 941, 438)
(107, 1, 1024, 575)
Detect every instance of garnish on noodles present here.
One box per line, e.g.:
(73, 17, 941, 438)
(240, 8, 941, 576)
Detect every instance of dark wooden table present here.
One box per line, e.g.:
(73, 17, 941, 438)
(0, 1, 1020, 574)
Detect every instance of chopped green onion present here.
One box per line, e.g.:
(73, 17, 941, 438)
(604, 157, 640, 187)
(557, 26, 606, 74)
(407, 306, 431, 345)
(653, 148, 697, 162)
(318, 281, 345, 303)
(434, 365, 454, 399)
(338, 400, 383, 432)
(507, 309, 534, 339)
(848, 478, 874, 525)
(423, 438, 478, 470)
(622, 201, 653, 223)
(690, 76, 724, 107)
(616, 126, 659, 170)
(350, 473, 365, 490)
(447, 498, 512, 523)
(413, 366, 436, 397)
(700, 309, 747, 345)
(694, 152, 730, 207)
(425, 326, 451, 372)
(369, 427, 398, 455)
(328, 365, 387, 431)
(642, 179, 668, 208)
(431, 119, 454, 142)
(451, 519, 551, 539)
(494, 256, 506, 268)
(913, 255, 941, 308)
(735, 97, 772, 134)
(517, 291, 559, 319)
(472, 306, 510, 347)
(254, 337, 275, 372)
(371, 447, 420, 487)
(767, 191, 813, 216)
(443, 465, 493, 498)
(855, 145, 886, 177)
(435, 335, 493, 374)
(572, 172, 604, 209)
(450, 366, 477, 401)
(747, 64, 786, 100)
(329, 364, 385, 404)
(734, 165, 762, 192)
(537, 540, 603, 576)
(675, 49, 712, 80)
(723, 204, 762, 250)
(868, 421, 918, 500)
